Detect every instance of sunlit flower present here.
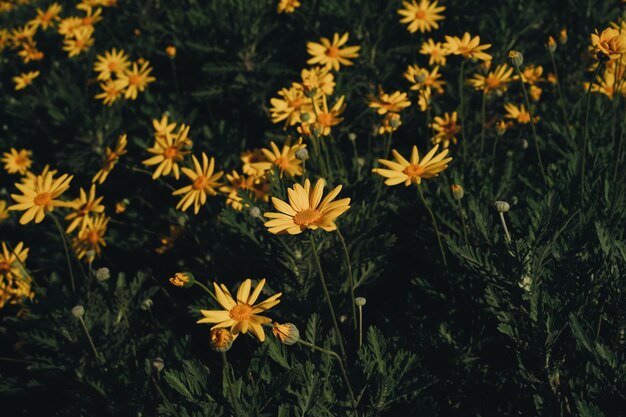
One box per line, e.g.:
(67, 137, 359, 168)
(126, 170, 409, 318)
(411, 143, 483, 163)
(241, 149, 269, 178)
(143, 124, 192, 179)
(419, 38, 449, 66)
(71, 214, 109, 264)
(0, 200, 9, 222)
(263, 178, 351, 234)
(467, 64, 514, 94)
(270, 86, 313, 126)
(398, 0, 445, 33)
(197, 278, 282, 343)
(30, 3, 62, 30)
(504, 103, 537, 124)
(307, 32, 360, 71)
(21, 165, 58, 189)
(372, 144, 452, 186)
(0, 241, 33, 309)
(220, 171, 269, 211)
(17, 41, 44, 63)
(95, 79, 126, 106)
(2, 148, 32, 175)
(404, 65, 445, 95)
(251, 140, 306, 177)
(431, 112, 461, 148)
(313, 95, 346, 135)
(118, 61, 156, 100)
(172, 152, 224, 214)
(444, 33, 492, 61)
(93, 48, 130, 81)
(12, 71, 40, 91)
(277, 0, 300, 13)
(584, 70, 626, 99)
(64, 185, 105, 233)
(299, 66, 335, 97)
(9, 170, 73, 224)
(63, 26, 94, 57)
(93, 134, 127, 184)
(519, 64, 544, 85)
(591, 27, 626, 61)
(368, 89, 411, 115)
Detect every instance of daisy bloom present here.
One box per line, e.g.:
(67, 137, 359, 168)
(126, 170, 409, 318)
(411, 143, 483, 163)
(12, 71, 40, 91)
(378, 113, 403, 135)
(398, 0, 445, 34)
(467, 64, 514, 94)
(93, 134, 127, 184)
(277, 0, 301, 13)
(591, 28, 626, 61)
(520, 65, 544, 85)
(58, 17, 83, 38)
(419, 38, 449, 66)
(78, 5, 103, 27)
(300, 66, 335, 97)
(2, 148, 32, 175)
(71, 214, 109, 264)
(118, 61, 156, 100)
(143, 125, 192, 180)
(368, 89, 411, 115)
(270, 86, 313, 126)
(93, 48, 130, 81)
(0, 200, 9, 222)
(153, 114, 178, 141)
(95, 79, 126, 106)
(31, 3, 62, 30)
(21, 165, 57, 189)
(9, 25, 36, 49)
(529, 85, 542, 101)
(63, 26, 94, 57)
(504, 103, 536, 124)
(584, 70, 625, 99)
(220, 171, 269, 211)
(197, 278, 282, 343)
(444, 33, 492, 61)
(64, 185, 105, 233)
(172, 153, 224, 214)
(404, 65, 445, 95)
(17, 42, 44, 63)
(9, 170, 73, 224)
(251, 140, 306, 177)
(306, 32, 360, 71)
(241, 149, 269, 178)
(263, 178, 351, 234)
(313, 95, 346, 136)
(0, 242, 28, 283)
(431, 112, 461, 148)
(372, 144, 452, 186)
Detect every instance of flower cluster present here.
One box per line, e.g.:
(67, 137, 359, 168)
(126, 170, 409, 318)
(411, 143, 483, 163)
(93, 48, 156, 105)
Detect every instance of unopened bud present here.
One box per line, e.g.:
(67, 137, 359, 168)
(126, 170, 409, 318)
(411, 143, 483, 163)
(300, 112, 311, 122)
(152, 357, 164, 372)
(248, 206, 262, 219)
(71, 305, 85, 318)
(272, 322, 300, 345)
(348, 132, 357, 142)
(303, 85, 317, 98)
(165, 45, 176, 58)
(295, 148, 309, 161)
(169, 271, 195, 288)
(546, 36, 557, 53)
(507, 50, 524, 68)
(141, 299, 153, 310)
(496, 120, 507, 136)
(355, 297, 367, 306)
(210, 328, 234, 352)
(559, 28, 567, 45)
(494, 201, 510, 213)
(95, 267, 110, 281)
(414, 72, 426, 83)
(451, 184, 464, 200)
(311, 123, 323, 137)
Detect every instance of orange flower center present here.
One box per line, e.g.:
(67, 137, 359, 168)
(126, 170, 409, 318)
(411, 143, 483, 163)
(485, 75, 500, 89)
(193, 175, 208, 190)
(415, 10, 427, 19)
(293, 208, 321, 225)
(230, 304, 253, 321)
(317, 113, 333, 126)
(82, 17, 93, 26)
(88, 231, 100, 244)
(518, 112, 531, 123)
(34, 192, 53, 206)
(403, 164, 425, 178)
(14, 156, 26, 165)
(75, 39, 85, 48)
(129, 74, 141, 85)
(0, 261, 10, 274)
(108, 61, 118, 71)
(289, 97, 304, 109)
(326, 46, 340, 58)
(164, 146, 178, 159)
(274, 157, 291, 170)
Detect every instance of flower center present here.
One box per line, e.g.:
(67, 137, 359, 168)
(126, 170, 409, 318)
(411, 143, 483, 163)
(108, 61, 118, 71)
(293, 208, 321, 225)
(415, 10, 427, 19)
(129, 74, 141, 85)
(518, 112, 531, 123)
(274, 157, 291, 170)
(317, 113, 333, 126)
(34, 192, 52, 206)
(164, 146, 178, 159)
(230, 304, 253, 321)
(326, 46, 340, 58)
(193, 176, 208, 190)
(289, 97, 304, 109)
(403, 164, 425, 178)
(88, 231, 100, 244)
(0, 261, 10, 274)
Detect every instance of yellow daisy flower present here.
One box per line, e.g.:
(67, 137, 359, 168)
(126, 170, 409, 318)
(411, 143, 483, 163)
(2, 148, 32, 175)
(95, 79, 126, 106)
(467, 64, 514, 94)
(9, 24, 36, 49)
(277, 0, 301, 13)
(118, 61, 156, 100)
(12, 71, 40, 91)
(172, 153, 224, 214)
(153, 114, 177, 141)
(71, 214, 109, 264)
(58, 17, 83, 38)
(30, 3, 62, 30)
(263, 178, 351, 234)
(63, 26, 94, 57)
(504, 103, 536, 124)
(584, 70, 625, 99)
(313, 95, 346, 136)
(64, 185, 105, 233)
(372, 144, 452, 186)
(219, 171, 269, 211)
(93, 48, 130, 81)
(299, 66, 335, 97)
(17, 41, 44, 63)
(197, 278, 282, 343)
(519, 64, 544, 85)
(591, 27, 626, 61)
(93, 134, 127, 184)
(251, 140, 306, 177)
(241, 149, 269, 178)
(419, 38, 449, 66)
(0, 241, 33, 309)
(9, 170, 73, 224)
(431, 111, 461, 148)
(404, 65, 445, 94)
(398, 0, 445, 34)
(270, 86, 313, 126)
(143, 125, 191, 180)
(21, 165, 57, 189)
(444, 33, 492, 61)
(306, 32, 360, 71)
(0, 241, 29, 281)
(368, 89, 411, 115)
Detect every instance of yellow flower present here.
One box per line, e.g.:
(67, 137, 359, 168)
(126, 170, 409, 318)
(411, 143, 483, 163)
(63, 26, 94, 57)
(58, 17, 83, 38)
(64, 185, 105, 233)
(431, 111, 461, 148)
(197, 278, 282, 343)
(529, 85, 542, 101)
(270, 86, 313, 126)
(251, 140, 306, 178)
(172, 153, 224, 214)
(210, 328, 234, 351)
(77, 5, 103, 28)
(272, 322, 300, 345)
(118, 61, 156, 100)
(219, 171, 269, 211)
(31, 3, 62, 30)
(21, 165, 57, 189)
(12, 71, 40, 91)
(306, 32, 360, 71)
(169, 271, 195, 288)
(504, 103, 536, 124)
(93, 48, 130, 81)
(313, 95, 346, 136)
(241, 149, 269, 178)
(9, 170, 73, 224)
(299, 66, 335, 97)
(419, 38, 449, 66)
(372, 144, 452, 186)
(591, 27, 626, 61)
(368, 89, 411, 115)
(95, 79, 126, 106)
(152, 114, 178, 141)
(2, 148, 32, 175)
(520, 64, 544, 85)
(0, 241, 33, 309)
(155, 224, 183, 254)
(397, 0, 445, 34)
(584, 70, 625, 99)
(0, 200, 9, 222)
(143, 124, 192, 179)
(93, 134, 127, 184)
(9, 24, 36, 49)
(467, 64, 514, 94)
(71, 214, 109, 264)
(444, 33, 492, 61)
(277, 0, 300, 13)
(263, 178, 351, 234)
(404, 65, 445, 94)
(17, 41, 44, 63)
(378, 113, 403, 135)
(165, 45, 176, 58)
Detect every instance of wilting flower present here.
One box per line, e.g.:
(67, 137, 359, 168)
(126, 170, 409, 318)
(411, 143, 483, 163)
(467, 64, 514, 94)
(197, 278, 282, 343)
(172, 153, 224, 214)
(431, 111, 461, 148)
(368, 89, 411, 115)
(263, 178, 351, 234)
(93, 134, 127, 184)
(71, 214, 109, 264)
(12, 71, 40, 91)
(251, 140, 306, 178)
(372, 144, 452, 186)
(306, 32, 360, 71)
(143, 124, 192, 180)
(64, 185, 105, 233)
(210, 328, 234, 351)
(93, 48, 130, 81)
(9, 171, 73, 224)
(118, 61, 156, 100)
(419, 38, 449, 66)
(273, 322, 300, 345)
(169, 271, 195, 288)
(2, 148, 32, 175)
(397, 0, 445, 33)
(444, 33, 492, 61)
(590, 27, 626, 61)
(277, 0, 301, 14)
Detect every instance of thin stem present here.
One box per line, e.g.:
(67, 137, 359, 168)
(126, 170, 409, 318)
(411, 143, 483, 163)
(50, 213, 75, 293)
(78, 317, 103, 364)
(455, 198, 469, 245)
(459, 59, 467, 160)
(499, 212, 512, 243)
(581, 64, 602, 194)
(514, 66, 547, 185)
(416, 185, 447, 266)
(336, 228, 357, 331)
(549, 51, 572, 136)
(383, 130, 393, 160)
(358, 305, 363, 350)
(194, 280, 219, 304)
(613, 103, 626, 183)
(308, 233, 347, 358)
(480, 90, 487, 154)
(152, 376, 182, 417)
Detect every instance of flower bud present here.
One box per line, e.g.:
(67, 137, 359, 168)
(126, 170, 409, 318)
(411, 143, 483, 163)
(295, 148, 309, 161)
(388, 113, 401, 128)
(348, 132, 357, 142)
(303, 85, 317, 98)
(496, 120, 507, 136)
(248, 206, 262, 219)
(141, 298, 153, 311)
(507, 50, 524, 68)
(95, 267, 110, 282)
(355, 297, 367, 306)
(71, 305, 85, 318)
(451, 184, 464, 200)
(311, 123, 323, 137)
(494, 201, 510, 213)
(169, 272, 195, 288)
(210, 328, 234, 352)
(559, 28, 567, 45)
(300, 112, 311, 122)
(115, 199, 129, 214)
(414, 72, 427, 83)
(152, 357, 164, 372)
(165, 45, 176, 58)
(546, 36, 557, 53)
(518, 275, 532, 292)
(272, 322, 300, 345)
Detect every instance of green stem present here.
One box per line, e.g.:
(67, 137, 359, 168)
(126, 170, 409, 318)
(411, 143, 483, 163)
(417, 185, 447, 266)
(480, 90, 487, 154)
(357, 305, 363, 350)
(152, 376, 182, 417)
(79, 317, 103, 364)
(336, 228, 357, 331)
(459, 59, 467, 160)
(194, 280, 219, 304)
(549, 51, 572, 137)
(499, 212, 511, 243)
(308, 233, 347, 358)
(614, 104, 626, 183)
(50, 213, 75, 293)
(515, 65, 547, 185)
(581, 64, 602, 194)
